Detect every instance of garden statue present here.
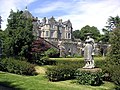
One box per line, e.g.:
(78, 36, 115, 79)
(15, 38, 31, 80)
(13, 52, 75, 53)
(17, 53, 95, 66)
(83, 33, 95, 69)
(58, 40, 65, 57)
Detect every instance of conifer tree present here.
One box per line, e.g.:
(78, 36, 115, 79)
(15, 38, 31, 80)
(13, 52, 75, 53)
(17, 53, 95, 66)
(105, 16, 120, 88)
(3, 10, 34, 58)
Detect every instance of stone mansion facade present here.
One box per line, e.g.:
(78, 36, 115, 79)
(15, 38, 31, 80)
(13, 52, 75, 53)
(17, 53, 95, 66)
(23, 7, 82, 56)
(33, 17, 73, 42)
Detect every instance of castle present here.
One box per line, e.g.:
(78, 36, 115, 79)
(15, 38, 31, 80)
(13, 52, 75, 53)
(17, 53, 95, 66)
(23, 7, 83, 57)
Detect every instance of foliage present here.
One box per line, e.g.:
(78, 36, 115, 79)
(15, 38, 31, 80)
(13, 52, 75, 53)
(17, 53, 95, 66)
(105, 28, 120, 86)
(106, 15, 120, 31)
(3, 10, 34, 58)
(34, 56, 49, 65)
(0, 30, 5, 58)
(65, 55, 73, 58)
(46, 64, 78, 81)
(0, 30, 4, 46)
(73, 54, 83, 58)
(0, 72, 116, 90)
(49, 57, 106, 70)
(101, 16, 120, 43)
(73, 25, 100, 41)
(30, 38, 50, 63)
(72, 30, 80, 39)
(99, 28, 110, 43)
(31, 38, 50, 53)
(104, 15, 120, 89)
(44, 48, 59, 58)
(75, 71, 103, 86)
(0, 57, 37, 75)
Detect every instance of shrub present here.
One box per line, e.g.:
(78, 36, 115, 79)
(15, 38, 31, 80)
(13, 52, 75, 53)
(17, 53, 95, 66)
(46, 64, 78, 81)
(73, 54, 83, 58)
(44, 48, 59, 58)
(0, 57, 37, 75)
(34, 56, 48, 65)
(75, 71, 103, 86)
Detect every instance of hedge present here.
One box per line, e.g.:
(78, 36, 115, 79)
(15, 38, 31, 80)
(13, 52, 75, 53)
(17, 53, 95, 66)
(0, 57, 37, 75)
(46, 64, 78, 81)
(75, 70, 103, 86)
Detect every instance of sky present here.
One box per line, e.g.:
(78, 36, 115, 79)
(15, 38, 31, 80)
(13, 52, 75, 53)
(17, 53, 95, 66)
(0, 0, 120, 33)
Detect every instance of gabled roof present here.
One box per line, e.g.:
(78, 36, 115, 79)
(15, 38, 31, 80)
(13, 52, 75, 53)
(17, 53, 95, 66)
(63, 20, 72, 27)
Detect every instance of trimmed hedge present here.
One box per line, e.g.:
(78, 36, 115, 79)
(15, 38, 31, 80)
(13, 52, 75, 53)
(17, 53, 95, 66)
(0, 58, 37, 75)
(46, 58, 106, 85)
(49, 58, 106, 70)
(75, 70, 103, 86)
(46, 64, 78, 81)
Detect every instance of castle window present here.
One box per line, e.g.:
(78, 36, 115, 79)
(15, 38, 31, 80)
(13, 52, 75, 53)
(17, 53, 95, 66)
(51, 25, 55, 29)
(51, 31, 54, 38)
(68, 33, 71, 39)
(46, 31, 49, 36)
(66, 33, 68, 39)
(53, 25, 55, 28)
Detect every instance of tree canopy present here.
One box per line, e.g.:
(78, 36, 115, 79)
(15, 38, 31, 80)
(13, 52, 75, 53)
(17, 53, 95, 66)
(3, 10, 34, 58)
(73, 25, 100, 41)
(106, 15, 120, 30)
(100, 16, 120, 43)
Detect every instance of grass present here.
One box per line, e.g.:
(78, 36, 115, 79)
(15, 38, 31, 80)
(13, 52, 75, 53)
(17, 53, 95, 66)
(49, 57, 105, 61)
(0, 57, 116, 90)
(0, 71, 115, 90)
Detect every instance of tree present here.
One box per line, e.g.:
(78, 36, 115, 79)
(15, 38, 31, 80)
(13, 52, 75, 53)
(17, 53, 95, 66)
(100, 16, 120, 43)
(106, 15, 120, 31)
(0, 30, 4, 46)
(3, 10, 34, 58)
(72, 30, 80, 39)
(99, 28, 110, 43)
(105, 16, 120, 89)
(73, 25, 100, 41)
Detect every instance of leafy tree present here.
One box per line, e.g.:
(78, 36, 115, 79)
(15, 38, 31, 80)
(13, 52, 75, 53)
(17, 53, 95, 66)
(3, 10, 34, 58)
(30, 38, 50, 64)
(99, 28, 110, 43)
(72, 30, 80, 39)
(73, 25, 100, 41)
(81, 25, 100, 41)
(31, 38, 50, 53)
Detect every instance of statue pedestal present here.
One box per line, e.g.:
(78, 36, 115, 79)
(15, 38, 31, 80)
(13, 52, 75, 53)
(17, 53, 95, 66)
(77, 68, 102, 73)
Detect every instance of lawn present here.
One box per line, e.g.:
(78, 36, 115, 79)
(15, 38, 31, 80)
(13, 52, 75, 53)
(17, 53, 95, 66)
(0, 57, 116, 90)
(0, 71, 115, 90)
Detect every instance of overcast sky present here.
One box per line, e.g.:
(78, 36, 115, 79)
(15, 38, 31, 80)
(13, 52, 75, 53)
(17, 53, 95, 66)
(0, 0, 120, 33)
